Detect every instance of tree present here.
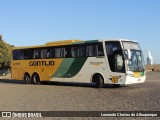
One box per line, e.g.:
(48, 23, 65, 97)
(0, 35, 13, 69)
(0, 35, 2, 40)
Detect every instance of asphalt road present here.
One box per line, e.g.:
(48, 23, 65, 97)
(0, 71, 160, 119)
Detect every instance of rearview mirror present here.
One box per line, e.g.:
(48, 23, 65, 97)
(127, 49, 131, 60)
(123, 49, 131, 60)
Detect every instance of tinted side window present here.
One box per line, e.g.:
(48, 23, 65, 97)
(86, 45, 95, 56)
(71, 45, 85, 57)
(97, 43, 104, 56)
(105, 41, 124, 72)
(12, 42, 105, 60)
(33, 49, 41, 59)
(86, 43, 104, 57)
(24, 49, 34, 59)
(12, 49, 34, 60)
(105, 41, 121, 55)
(12, 50, 21, 60)
(54, 47, 66, 58)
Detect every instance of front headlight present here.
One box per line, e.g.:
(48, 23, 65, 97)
(126, 73, 134, 77)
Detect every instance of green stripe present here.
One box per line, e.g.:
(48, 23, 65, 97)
(62, 57, 87, 78)
(84, 40, 99, 43)
(73, 40, 98, 45)
(52, 57, 87, 78)
(52, 58, 75, 77)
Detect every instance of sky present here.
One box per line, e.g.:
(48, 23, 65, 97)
(0, 0, 160, 64)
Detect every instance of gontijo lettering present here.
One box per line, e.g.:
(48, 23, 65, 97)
(29, 61, 54, 66)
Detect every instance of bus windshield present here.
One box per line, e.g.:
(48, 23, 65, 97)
(128, 50, 145, 72)
(122, 41, 145, 72)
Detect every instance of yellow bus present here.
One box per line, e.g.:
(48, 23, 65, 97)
(11, 39, 146, 88)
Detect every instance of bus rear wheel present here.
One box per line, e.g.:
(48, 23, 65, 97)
(24, 73, 31, 84)
(32, 73, 40, 84)
(93, 74, 104, 88)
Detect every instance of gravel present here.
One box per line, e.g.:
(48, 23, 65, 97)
(0, 71, 159, 119)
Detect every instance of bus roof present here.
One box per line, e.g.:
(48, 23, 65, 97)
(12, 39, 137, 50)
(45, 39, 82, 45)
(12, 39, 99, 50)
(102, 39, 137, 43)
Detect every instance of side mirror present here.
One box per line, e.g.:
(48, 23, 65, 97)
(127, 49, 131, 60)
(123, 49, 131, 60)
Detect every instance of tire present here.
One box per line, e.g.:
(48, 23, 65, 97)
(32, 73, 40, 84)
(24, 73, 31, 84)
(93, 74, 104, 88)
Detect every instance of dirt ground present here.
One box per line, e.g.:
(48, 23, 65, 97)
(0, 71, 159, 119)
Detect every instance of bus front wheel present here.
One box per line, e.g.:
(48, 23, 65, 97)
(113, 84, 120, 88)
(93, 74, 104, 88)
(24, 73, 31, 84)
(32, 73, 40, 84)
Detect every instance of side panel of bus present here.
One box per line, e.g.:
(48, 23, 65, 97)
(49, 57, 113, 84)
